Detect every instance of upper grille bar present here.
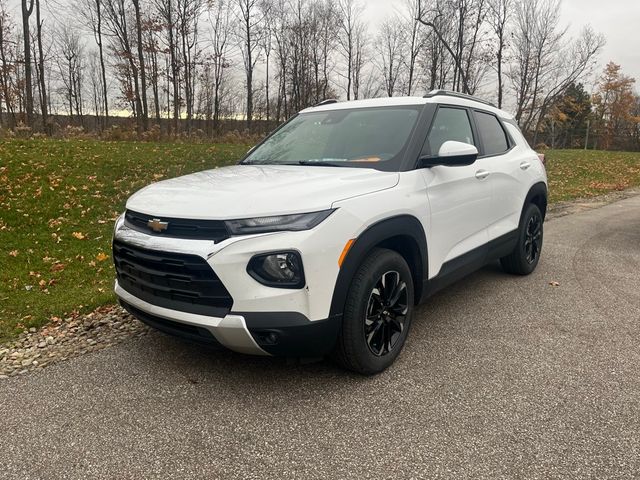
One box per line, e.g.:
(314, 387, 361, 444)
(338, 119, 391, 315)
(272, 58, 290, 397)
(124, 210, 230, 242)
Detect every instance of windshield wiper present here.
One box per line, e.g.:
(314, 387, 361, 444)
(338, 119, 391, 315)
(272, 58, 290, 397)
(298, 159, 350, 167)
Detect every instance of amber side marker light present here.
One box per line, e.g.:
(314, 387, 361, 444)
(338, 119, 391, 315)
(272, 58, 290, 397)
(338, 239, 356, 268)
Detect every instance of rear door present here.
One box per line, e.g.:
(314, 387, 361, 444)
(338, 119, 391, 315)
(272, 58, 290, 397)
(472, 109, 533, 240)
(420, 105, 492, 275)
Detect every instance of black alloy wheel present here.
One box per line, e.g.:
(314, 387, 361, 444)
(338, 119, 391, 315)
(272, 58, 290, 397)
(364, 271, 408, 357)
(524, 213, 543, 264)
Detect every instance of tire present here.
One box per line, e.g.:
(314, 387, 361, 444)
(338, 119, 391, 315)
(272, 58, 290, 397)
(332, 248, 414, 375)
(500, 203, 544, 275)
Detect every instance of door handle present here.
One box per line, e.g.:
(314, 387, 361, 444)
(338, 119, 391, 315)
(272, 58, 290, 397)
(520, 161, 532, 170)
(475, 170, 491, 180)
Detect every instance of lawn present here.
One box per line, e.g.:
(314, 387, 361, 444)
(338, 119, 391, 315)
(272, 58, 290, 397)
(1, 142, 639, 340)
(0, 139, 250, 341)
(544, 149, 640, 203)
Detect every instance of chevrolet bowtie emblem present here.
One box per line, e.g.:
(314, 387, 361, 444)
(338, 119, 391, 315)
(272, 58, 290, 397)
(147, 218, 169, 233)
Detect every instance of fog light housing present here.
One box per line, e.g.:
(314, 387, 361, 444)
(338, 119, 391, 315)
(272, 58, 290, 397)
(247, 251, 305, 289)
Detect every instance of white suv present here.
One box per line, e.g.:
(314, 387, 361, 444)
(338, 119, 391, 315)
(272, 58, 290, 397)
(113, 90, 547, 374)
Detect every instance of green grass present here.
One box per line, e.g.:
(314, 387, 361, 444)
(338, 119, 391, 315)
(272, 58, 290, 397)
(0, 139, 249, 340)
(545, 149, 640, 203)
(1, 141, 639, 341)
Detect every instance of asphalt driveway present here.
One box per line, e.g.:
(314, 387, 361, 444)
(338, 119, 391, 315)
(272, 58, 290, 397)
(1, 194, 639, 479)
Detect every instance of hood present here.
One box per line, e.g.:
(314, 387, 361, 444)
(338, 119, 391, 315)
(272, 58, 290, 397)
(126, 164, 399, 220)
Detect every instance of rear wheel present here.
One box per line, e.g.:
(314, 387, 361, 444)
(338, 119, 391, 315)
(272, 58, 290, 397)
(332, 248, 414, 375)
(501, 203, 544, 275)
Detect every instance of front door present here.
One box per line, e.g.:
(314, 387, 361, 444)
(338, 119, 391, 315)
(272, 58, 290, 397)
(420, 106, 493, 278)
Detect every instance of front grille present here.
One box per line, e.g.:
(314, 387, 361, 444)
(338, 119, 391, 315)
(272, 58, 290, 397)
(113, 240, 233, 317)
(124, 210, 230, 242)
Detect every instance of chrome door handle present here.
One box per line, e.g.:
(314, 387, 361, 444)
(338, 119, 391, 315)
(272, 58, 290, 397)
(475, 170, 491, 180)
(520, 161, 532, 170)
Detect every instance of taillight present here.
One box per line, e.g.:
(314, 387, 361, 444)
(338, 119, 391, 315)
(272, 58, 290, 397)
(537, 153, 546, 166)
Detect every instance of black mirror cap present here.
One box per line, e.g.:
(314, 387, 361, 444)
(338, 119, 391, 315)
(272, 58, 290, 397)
(419, 152, 478, 168)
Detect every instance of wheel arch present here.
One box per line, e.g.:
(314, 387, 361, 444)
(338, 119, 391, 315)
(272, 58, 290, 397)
(525, 182, 548, 219)
(329, 215, 428, 319)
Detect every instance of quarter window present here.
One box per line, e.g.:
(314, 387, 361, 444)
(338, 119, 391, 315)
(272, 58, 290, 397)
(475, 111, 509, 155)
(427, 107, 475, 155)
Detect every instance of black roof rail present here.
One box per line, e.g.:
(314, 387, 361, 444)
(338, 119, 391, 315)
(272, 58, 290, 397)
(424, 89, 497, 108)
(314, 99, 338, 107)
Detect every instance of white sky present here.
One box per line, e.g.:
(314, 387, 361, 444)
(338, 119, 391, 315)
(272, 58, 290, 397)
(362, 0, 640, 86)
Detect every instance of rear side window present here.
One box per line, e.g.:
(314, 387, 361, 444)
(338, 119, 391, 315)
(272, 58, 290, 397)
(427, 107, 475, 155)
(475, 111, 509, 155)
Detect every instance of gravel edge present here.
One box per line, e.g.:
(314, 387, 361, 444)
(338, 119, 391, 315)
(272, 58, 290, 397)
(0, 306, 149, 379)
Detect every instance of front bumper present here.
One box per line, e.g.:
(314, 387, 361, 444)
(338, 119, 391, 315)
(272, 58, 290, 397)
(116, 281, 268, 355)
(113, 211, 351, 357)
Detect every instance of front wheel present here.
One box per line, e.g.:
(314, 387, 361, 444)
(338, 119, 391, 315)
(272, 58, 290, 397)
(332, 248, 414, 375)
(500, 203, 544, 275)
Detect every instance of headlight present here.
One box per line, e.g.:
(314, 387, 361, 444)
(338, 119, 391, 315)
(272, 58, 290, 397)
(225, 209, 334, 235)
(247, 251, 305, 289)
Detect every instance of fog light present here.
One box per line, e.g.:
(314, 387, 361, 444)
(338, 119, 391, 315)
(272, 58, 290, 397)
(247, 251, 305, 289)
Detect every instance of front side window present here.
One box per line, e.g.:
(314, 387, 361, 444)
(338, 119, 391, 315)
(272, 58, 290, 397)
(242, 106, 421, 170)
(475, 111, 509, 155)
(427, 107, 475, 155)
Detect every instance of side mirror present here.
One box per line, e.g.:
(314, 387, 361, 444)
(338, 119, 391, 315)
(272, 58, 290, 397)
(419, 141, 479, 168)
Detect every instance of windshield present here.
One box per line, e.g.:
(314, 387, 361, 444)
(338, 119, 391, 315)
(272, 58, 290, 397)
(242, 106, 421, 170)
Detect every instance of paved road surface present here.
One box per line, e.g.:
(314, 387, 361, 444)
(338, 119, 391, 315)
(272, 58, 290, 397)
(1, 195, 639, 479)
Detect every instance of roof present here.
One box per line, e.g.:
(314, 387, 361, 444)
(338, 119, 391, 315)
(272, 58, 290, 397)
(301, 94, 514, 121)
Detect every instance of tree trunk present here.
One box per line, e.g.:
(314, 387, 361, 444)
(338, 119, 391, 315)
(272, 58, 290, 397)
(133, 0, 148, 131)
(95, 0, 109, 129)
(21, 0, 34, 127)
(35, 0, 48, 133)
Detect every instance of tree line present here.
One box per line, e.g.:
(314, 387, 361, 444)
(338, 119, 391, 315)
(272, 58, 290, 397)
(0, 0, 638, 149)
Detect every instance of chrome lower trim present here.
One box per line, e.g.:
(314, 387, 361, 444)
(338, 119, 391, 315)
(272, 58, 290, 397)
(115, 282, 269, 356)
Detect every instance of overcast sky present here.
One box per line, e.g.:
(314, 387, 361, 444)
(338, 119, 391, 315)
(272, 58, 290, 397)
(363, 0, 640, 87)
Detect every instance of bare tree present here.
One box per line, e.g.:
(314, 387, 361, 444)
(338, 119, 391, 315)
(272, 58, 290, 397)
(208, 0, 232, 130)
(21, 0, 34, 126)
(235, 0, 263, 128)
(377, 17, 406, 97)
(315, 0, 338, 101)
(144, 13, 163, 122)
(56, 24, 84, 122)
(103, 0, 145, 131)
(337, 0, 364, 100)
(416, 0, 488, 94)
(509, 0, 604, 136)
(486, 0, 510, 108)
(75, 0, 110, 128)
(402, 0, 424, 95)
(34, 0, 48, 131)
(132, 0, 149, 130)
(154, 0, 180, 134)
(0, 0, 17, 126)
(177, 0, 204, 132)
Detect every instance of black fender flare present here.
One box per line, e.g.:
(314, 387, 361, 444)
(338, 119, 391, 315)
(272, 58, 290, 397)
(328, 215, 428, 318)
(523, 182, 548, 219)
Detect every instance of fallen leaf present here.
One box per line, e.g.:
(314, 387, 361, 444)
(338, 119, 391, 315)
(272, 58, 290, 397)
(51, 263, 66, 272)
(549, 281, 560, 287)
(9, 250, 18, 257)
(96, 252, 109, 262)
(72, 232, 86, 240)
